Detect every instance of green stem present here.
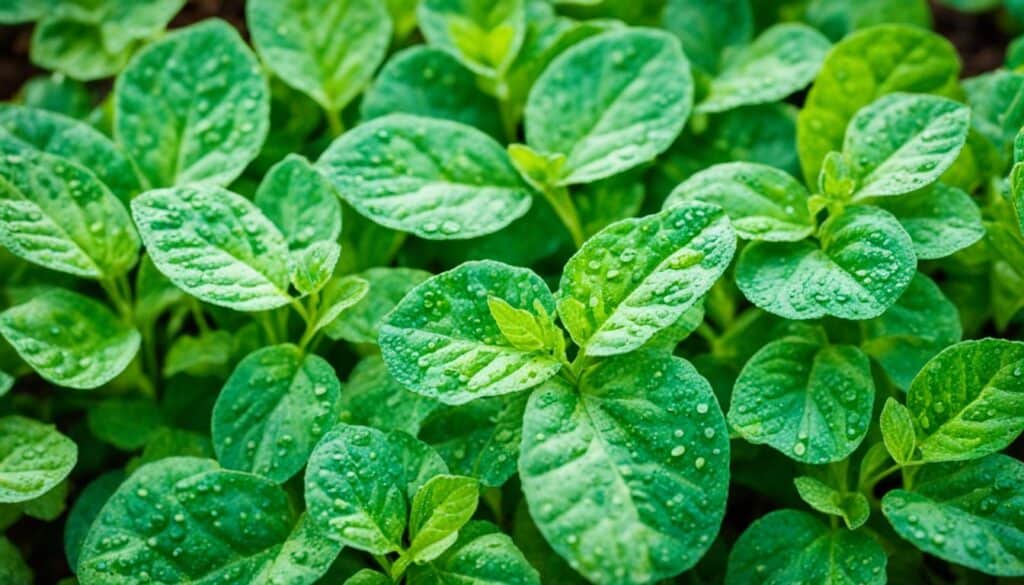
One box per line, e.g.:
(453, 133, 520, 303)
(540, 184, 585, 248)
(373, 554, 393, 573)
(325, 108, 345, 137)
(141, 320, 160, 390)
(297, 293, 320, 351)
(189, 298, 211, 335)
(258, 313, 280, 345)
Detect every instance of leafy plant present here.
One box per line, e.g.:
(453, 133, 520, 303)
(3, 1, 1024, 584)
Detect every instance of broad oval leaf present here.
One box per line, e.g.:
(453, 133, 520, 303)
(883, 454, 1024, 577)
(0, 105, 141, 201)
(0, 289, 140, 390)
(845, 93, 970, 199)
(339, 355, 440, 437)
(736, 205, 916, 320)
(247, 0, 391, 113)
(698, 23, 830, 114)
(729, 337, 874, 463)
(660, 0, 753, 75)
(87, 398, 162, 450)
(305, 424, 407, 554)
(380, 260, 561, 405)
(964, 70, 1024, 160)
(30, 19, 132, 82)
(797, 25, 961, 185)
(407, 521, 540, 585)
(725, 509, 886, 585)
(0, 415, 77, 503)
(313, 275, 370, 333)
(417, 0, 526, 78)
(525, 28, 693, 185)
(254, 154, 341, 252)
(361, 46, 503, 140)
(520, 353, 729, 584)
(869, 182, 984, 260)
(907, 339, 1024, 462)
(131, 185, 292, 312)
(664, 162, 813, 242)
(212, 344, 342, 483)
(558, 203, 735, 357)
(0, 149, 139, 279)
(115, 19, 270, 189)
(254, 512, 343, 585)
(317, 114, 532, 240)
(406, 474, 479, 565)
(64, 470, 125, 571)
(325, 267, 432, 344)
(78, 457, 296, 584)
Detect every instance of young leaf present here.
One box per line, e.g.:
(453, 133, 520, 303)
(698, 24, 830, 114)
(324, 267, 432, 344)
(290, 240, 341, 296)
(380, 260, 561, 405)
(405, 475, 479, 567)
(664, 162, 814, 242)
(880, 398, 916, 465)
(0, 416, 77, 503)
(313, 275, 373, 334)
(0, 289, 140, 390)
(131, 185, 293, 312)
(346, 569, 392, 585)
(305, 424, 408, 554)
(340, 356, 440, 437)
(254, 154, 341, 252)
(729, 337, 874, 463)
(797, 25, 961, 185)
(520, 353, 729, 584)
(212, 344, 342, 483)
(725, 509, 886, 585)
(793, 476, 870, 530)
(487, 296, 562, 354)
(247, 0, 391, 114)
(317, 115, 532, 240)
(844, 93, 970, 199)
(869, 182, 984, 260)
(162, 330, 233, 378)
(907, 339, 1024, 462)
(417, 0, 526, 78)
(883, 454, 1024, 576)
(361, 46, 503, 139)
(524, 28, 693, 185)
(0, 149, 140, 279)
(736, 205, 916, 320)
(557, 203, 736, 357)
(77, 458, 296, 584)
(115, 19, 269, 188)
(406, 521, 540, 585)
(861, 273, 962, 389)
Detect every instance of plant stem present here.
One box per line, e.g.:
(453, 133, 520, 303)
(258, 313, 279, 345)
(189, 298, 211, 335)
(325, 108, 344, 137)
(297, 293, 319, 351)
(540, 184, 585, 248)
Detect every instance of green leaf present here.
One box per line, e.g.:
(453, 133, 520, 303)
(87, 397, 162, 450)
(664, 162, 814, 242)
(419, 394, 527, 487)
(0, 0, 47, 23)
(317, 115, 532, 239)
(247, 0, 391, 113)
(361, 46, 503, 140)
(30, 19, 133, 82)
(725, 509, 886, 585)
(407, 521, 540, 585)
(907, 339, 1024, 462)
(324, 267, 431, 344)
(346, 569, 393, 585)
(575, 170, 645, 239)
(698, 24, 830, 114)
(520, 353, 729, 584)
(256, 512, 343, 585)
(806, 0, 931, 40)
(162, 330, 233, 378)
(64, 470, 124, 572)
(212, 344, 342, 483)
(0, 536, 31, 585)
(861, 273, 962, 389)
(290, 241, 341, 296)
(134, 254, 185, 324)
(115, 19, 269, 189)
(844, 93, 970, 199)
(126, 428, 214, 475)
(21, 479, 69, 521)
(869, 183, 984, 260)
(0, 416, 76, 504)
(487, 296, 564, 354)
(0, 149, 140, 279)
(131, 185, 293, 311)
(404, 475, 479, 568)
(558, 203, 735, 357)
(729, 336, 874, 463)
(0, 104, 141, 201)
(793, 476, 870, 530)
(0, 370, 11, 397)
(305, 424, 407, 554)
(340, 355, 440, 436)
(797, 25, 961, 185)
(390, 430, 450, 500)
(0, 289, 140, 389)
(254, 154, 341, 252)
(314, 275, 371, 334)
(736, 205, 916, 320)
(418, 0, 526, 77)
(78, 457, 296, 584)
(524, 28, 693, 185)
(380, 260, 561, 404)
(881, 398, 916, 465)
(963, 70, 1024, 161)
(883, 454, 1024, 576)
(660, 0, 752, 75)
